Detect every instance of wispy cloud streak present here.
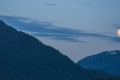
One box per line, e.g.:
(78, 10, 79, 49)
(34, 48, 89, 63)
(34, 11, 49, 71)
(43, 3, 56, 6)
(0, 15, 120, 43)
(112, 23, 120, 29)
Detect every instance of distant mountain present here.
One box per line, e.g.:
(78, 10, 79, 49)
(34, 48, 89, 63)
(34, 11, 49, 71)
(77, 50, 120, 76)
(0, 20, 119, 80)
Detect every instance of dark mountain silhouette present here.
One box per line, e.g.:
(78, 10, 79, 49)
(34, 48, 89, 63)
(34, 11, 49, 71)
(77, 50, 120, 76)
(0, 20, 119, 80)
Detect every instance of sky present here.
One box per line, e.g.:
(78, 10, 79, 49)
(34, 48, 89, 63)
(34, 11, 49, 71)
(0, 0, 120, 62)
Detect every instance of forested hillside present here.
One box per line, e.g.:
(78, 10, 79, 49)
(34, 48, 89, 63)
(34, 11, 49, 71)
(0, 20, 119, 80)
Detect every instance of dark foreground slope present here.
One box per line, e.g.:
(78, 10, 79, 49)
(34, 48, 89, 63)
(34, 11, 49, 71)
(77, 50, 120, 76)
(0, 20, 119, 80)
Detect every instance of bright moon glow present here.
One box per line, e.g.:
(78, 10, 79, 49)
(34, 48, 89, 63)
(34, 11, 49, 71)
(117, 30, 120, 36)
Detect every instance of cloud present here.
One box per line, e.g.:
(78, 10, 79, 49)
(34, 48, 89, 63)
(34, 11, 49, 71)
(43, 3, 56, 6)
(0, 15, 120, 43)
(112, 23, 120, 29)
(0, 15, 82, 42)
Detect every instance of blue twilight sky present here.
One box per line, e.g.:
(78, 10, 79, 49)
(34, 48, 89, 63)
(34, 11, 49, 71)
(0, 0, 120, 62)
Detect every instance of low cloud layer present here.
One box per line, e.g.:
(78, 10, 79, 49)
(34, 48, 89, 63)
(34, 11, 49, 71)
(0, 15, 120, 43)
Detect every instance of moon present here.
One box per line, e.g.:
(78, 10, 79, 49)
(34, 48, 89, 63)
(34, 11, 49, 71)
(117, 30, 120, 36)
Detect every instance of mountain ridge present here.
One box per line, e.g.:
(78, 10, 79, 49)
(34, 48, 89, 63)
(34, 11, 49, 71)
(77, 50, 120, 76)
(0, 20, 119, 80)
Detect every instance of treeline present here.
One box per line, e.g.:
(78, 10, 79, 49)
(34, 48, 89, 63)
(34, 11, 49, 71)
(91, 77, 120, 80)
